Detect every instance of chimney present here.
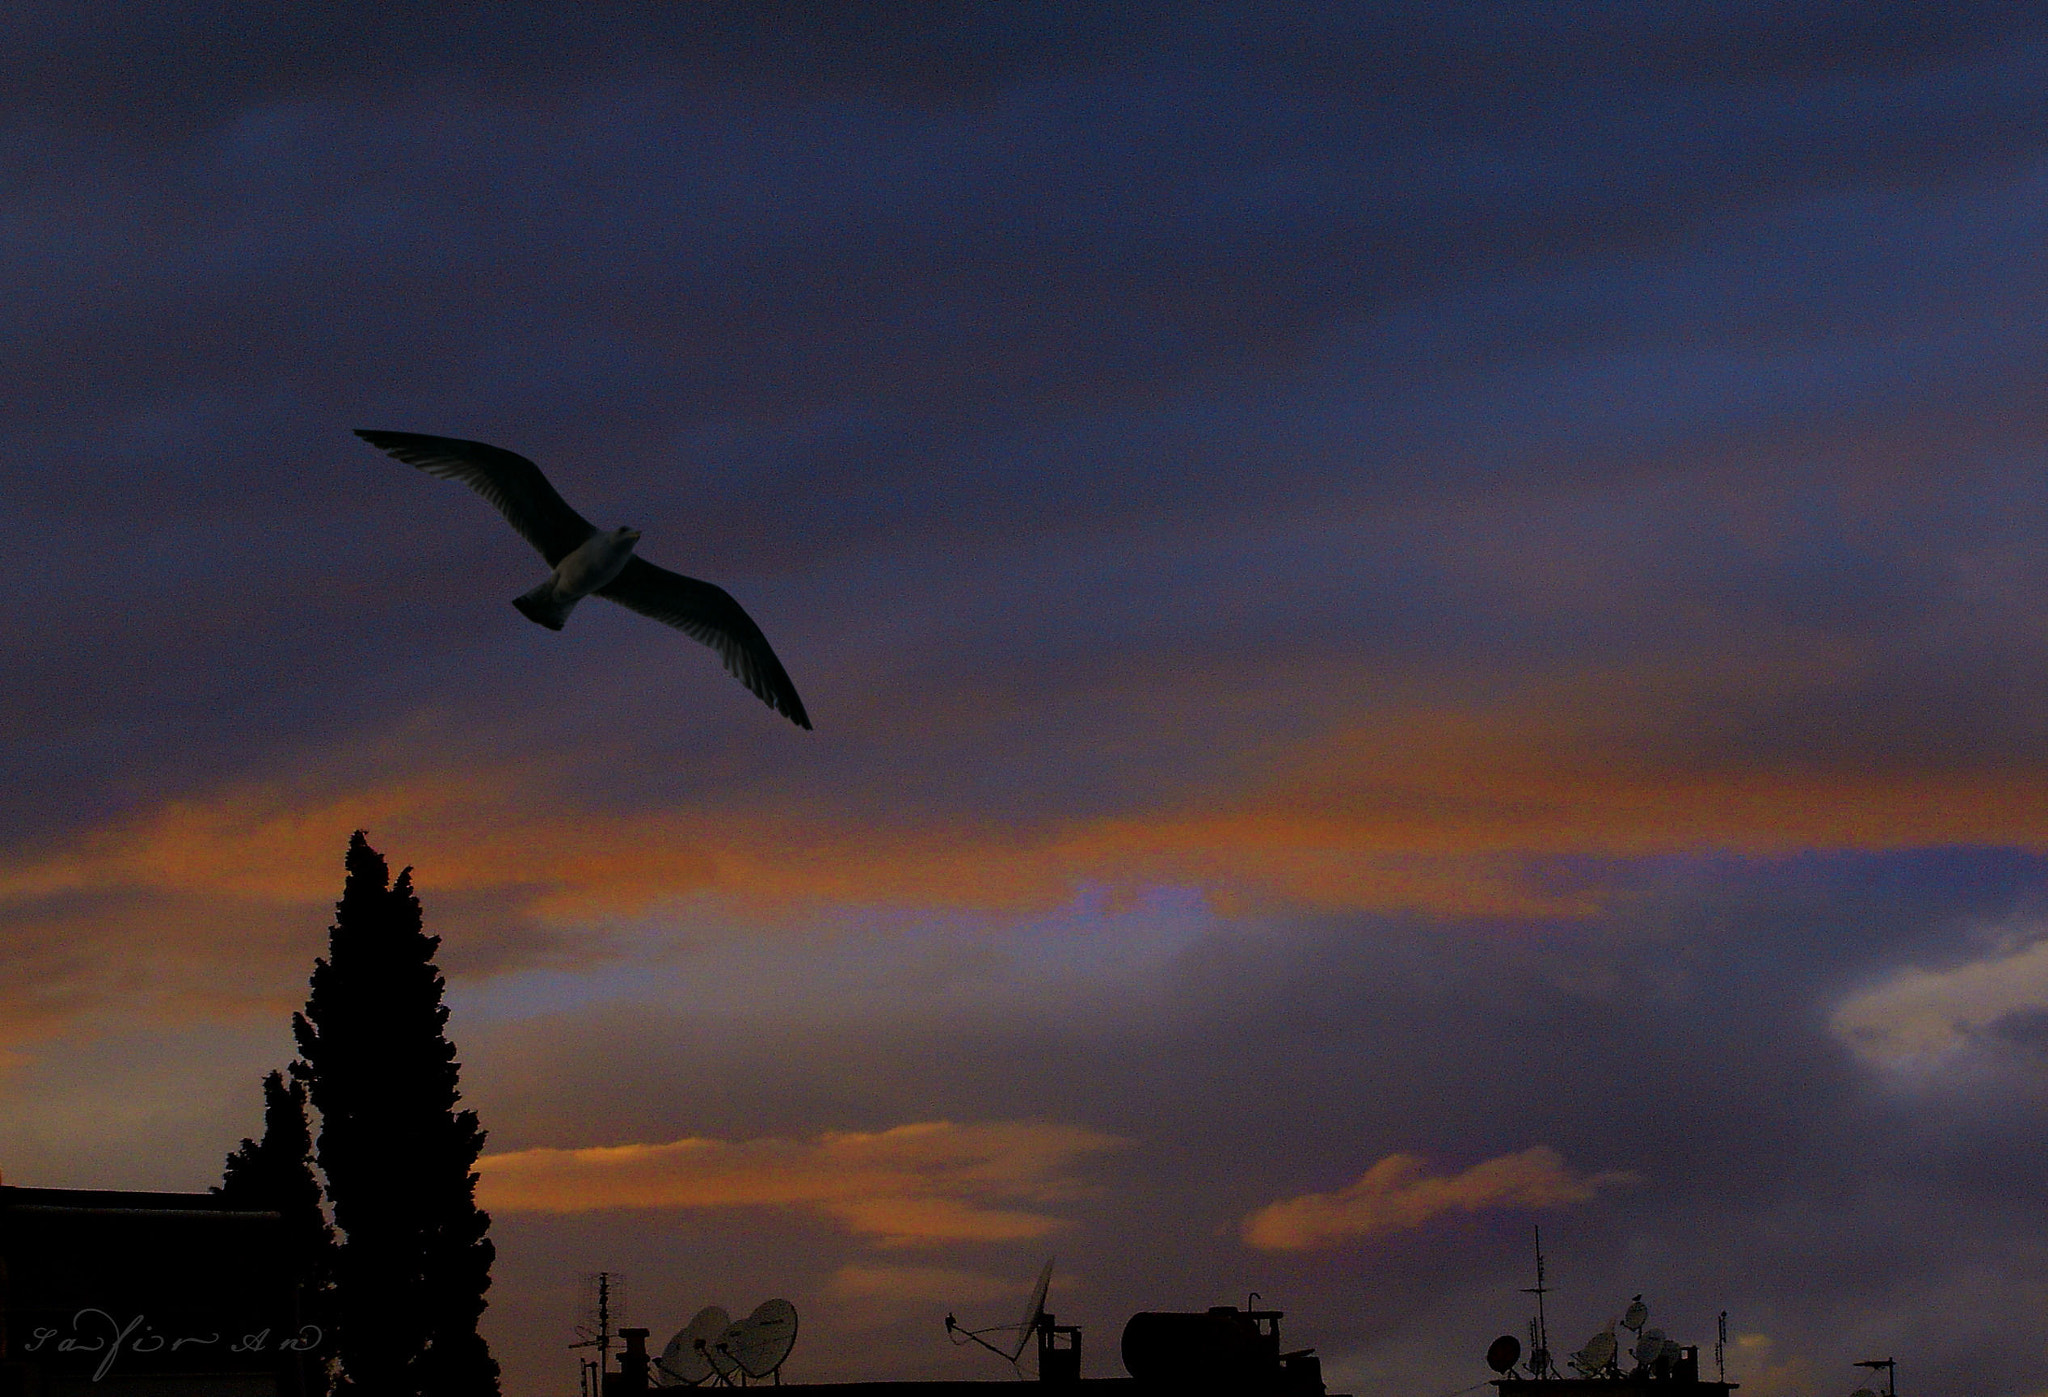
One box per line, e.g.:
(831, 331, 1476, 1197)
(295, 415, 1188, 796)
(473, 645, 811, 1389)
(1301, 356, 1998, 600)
(610, 1329, 651, 1395)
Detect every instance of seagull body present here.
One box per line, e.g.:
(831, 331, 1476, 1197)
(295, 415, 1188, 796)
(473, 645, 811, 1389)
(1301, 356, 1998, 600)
(355, 429, 811, 729)
(513, 525, 642, 630)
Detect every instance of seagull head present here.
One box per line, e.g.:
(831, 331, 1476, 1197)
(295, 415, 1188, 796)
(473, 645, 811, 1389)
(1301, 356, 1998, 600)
(614, 525, 642, 543)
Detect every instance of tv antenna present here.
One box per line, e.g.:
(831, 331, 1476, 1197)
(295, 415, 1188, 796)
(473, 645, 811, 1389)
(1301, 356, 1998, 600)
(1521, 1228, 1553, 1378)
(947, 1257, 1055, 1378)
(571, 1273, 627, 1395)
(1855, 1358, 1897, 1397)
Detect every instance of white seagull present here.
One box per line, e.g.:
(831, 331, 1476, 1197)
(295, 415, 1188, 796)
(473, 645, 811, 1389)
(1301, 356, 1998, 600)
(357, 429, 811, 729)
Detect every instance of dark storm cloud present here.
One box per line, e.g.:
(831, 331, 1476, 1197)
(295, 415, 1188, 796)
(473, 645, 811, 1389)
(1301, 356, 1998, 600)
(5, 3, 2040, 522)
(4, 1, 2037, 662)
(8, 4, 2037, 129)
(5, 147, 2041, 840)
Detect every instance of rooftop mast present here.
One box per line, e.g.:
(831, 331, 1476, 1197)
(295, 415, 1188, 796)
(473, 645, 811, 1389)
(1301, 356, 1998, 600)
(1521, 1227, 1552, 1379)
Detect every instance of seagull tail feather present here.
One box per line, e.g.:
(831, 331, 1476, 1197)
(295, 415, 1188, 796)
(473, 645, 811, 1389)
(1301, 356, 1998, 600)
(511, 581, 575, 631)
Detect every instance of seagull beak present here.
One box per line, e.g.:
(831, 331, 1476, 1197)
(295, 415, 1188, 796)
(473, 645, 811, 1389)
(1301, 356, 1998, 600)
(622, 527, 642, 541)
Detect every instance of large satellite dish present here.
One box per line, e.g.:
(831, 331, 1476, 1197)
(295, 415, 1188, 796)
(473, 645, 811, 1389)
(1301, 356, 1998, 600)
(1019, 1257, 1054, 1346)
(654, 1332, 693, 1390)
(1487, 1335, 1523, 1374)
(946, 1257, 1057, 1375)
(722, 1300, 800, 1381)
(658, 1306, 733, 1386)
(1573, 1330, 1617, 1375)
(1634, 1328, 1666, 1366)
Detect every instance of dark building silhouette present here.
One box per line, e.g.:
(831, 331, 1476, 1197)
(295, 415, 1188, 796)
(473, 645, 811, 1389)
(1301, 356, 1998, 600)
(0, 1184, 322, 1396)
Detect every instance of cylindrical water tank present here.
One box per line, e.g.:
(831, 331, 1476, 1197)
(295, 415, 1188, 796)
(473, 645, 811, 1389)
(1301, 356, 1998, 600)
(1122, 1310, 1267, 1388)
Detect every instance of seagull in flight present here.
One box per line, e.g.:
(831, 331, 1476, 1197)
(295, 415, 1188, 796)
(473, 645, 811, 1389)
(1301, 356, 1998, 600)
(356, 429, 811, 729)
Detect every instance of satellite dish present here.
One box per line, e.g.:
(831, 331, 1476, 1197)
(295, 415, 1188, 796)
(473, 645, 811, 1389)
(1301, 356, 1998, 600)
(1622, 1297, 1648, 1333)
(722, 1300, 800, 1380)
(1852, 1387, 1880, 1397)
(654, 1331, 698, 1390)
(1573, 1330, 1617, 1375)
(1634, 1328, 1666, 1365)
(1487, 1335, 1523, 1374)
(1657, 1339, 1683, 1372)
(1019, 1257, 1054, 1348)
(658, 1307, 731, 1387)
(947, 1258, 1057, 1375)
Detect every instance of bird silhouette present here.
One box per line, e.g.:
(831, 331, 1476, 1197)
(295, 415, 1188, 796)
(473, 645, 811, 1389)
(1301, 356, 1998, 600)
(356, 429, 811, 729)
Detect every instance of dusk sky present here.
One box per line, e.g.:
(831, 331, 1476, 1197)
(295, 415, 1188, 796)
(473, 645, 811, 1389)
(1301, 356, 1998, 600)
(3, 5, 2046, 1396)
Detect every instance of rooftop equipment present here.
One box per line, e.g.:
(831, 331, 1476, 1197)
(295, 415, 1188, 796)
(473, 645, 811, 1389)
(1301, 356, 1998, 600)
(1121, 1306, 1323, 1396)
(651, 1300, 799, 1387)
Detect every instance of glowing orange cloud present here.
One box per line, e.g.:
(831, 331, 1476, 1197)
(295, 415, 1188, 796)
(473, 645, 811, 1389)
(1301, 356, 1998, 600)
(1241, 1146, 1635, 1250)
(13, 650, 2048, 1037)
(475, 1120, 1123, 1247)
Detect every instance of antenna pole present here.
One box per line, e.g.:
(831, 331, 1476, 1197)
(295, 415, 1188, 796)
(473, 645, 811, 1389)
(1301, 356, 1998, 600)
(1521, 1226, 1552, 1378)
(1855, 1358, 1896, 1397)
(600, 1273, 614, 1384)
(1715, 1313, 1727, 1383)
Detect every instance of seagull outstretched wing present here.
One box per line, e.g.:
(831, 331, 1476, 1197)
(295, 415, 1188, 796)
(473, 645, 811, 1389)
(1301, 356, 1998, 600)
(600, 558, 812, 729)
(355, 429, 596, 564)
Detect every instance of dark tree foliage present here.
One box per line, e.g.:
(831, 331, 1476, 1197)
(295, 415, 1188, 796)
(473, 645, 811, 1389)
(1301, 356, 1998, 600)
(216, 1067, 338, 1396)
(294, 832, 501, 1397)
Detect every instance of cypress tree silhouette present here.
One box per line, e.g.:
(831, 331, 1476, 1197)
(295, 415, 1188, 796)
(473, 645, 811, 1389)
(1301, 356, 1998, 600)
(215, 1067, 338, 1396)
(294, 832, 501, 1397)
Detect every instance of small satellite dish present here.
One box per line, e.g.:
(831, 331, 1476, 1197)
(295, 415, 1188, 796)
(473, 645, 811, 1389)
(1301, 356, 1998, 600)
(1634, 1328, 1666, 1365)
(658, 1306, 732, 1387)
(722, 1300, 800, 1380)
(1487, 1335, 1523, 1374)
(1658, 1339, 1683, 1369)
(1622, 1297, 1648, 1333)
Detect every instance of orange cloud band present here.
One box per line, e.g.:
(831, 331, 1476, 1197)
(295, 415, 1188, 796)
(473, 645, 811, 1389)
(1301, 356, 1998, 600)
(11, 653, 2048, 1035)
(475, 1120, 1124, 1247)
(1242, 1146, 1636, 1251)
